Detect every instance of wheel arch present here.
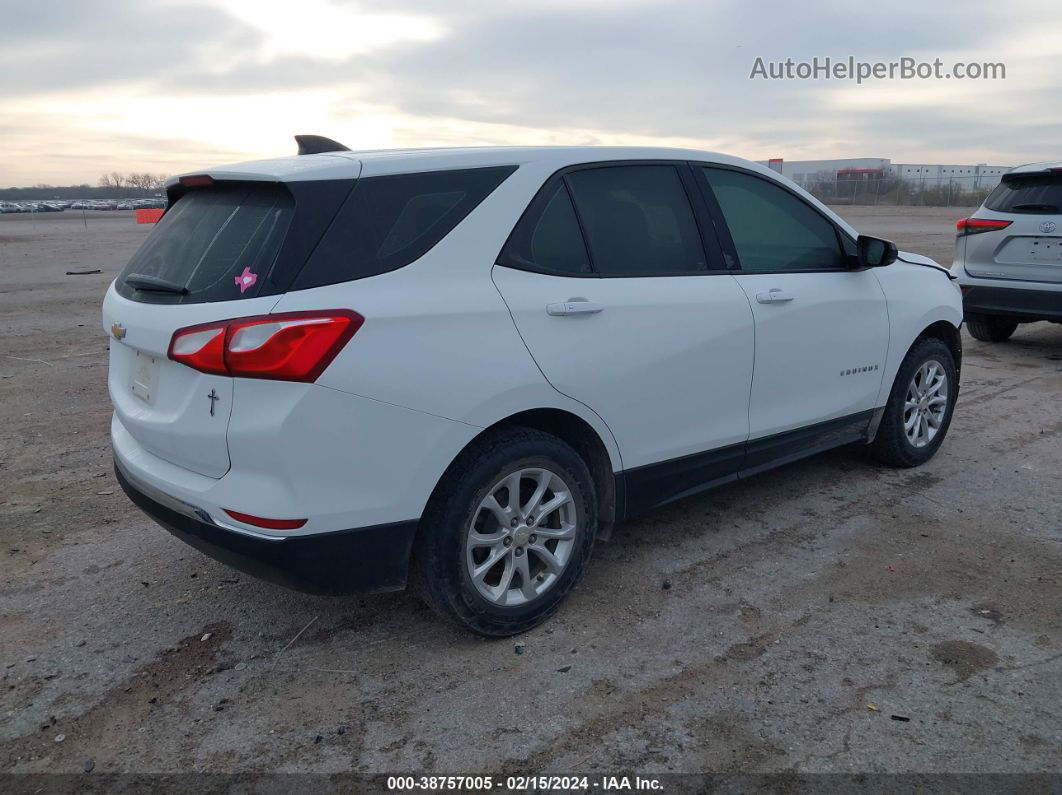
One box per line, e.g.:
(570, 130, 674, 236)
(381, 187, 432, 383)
(916, 319, 963, 376)
(424, 407, 621, 542)
(871, 316, 962, 441)
(867, 317, 961, 464)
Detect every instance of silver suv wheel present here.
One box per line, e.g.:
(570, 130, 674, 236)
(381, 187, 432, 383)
(904, 359, 949, 448)
(465, 467, 577, 607)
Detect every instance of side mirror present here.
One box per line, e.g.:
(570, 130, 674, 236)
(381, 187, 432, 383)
(856, 235, 898, 268)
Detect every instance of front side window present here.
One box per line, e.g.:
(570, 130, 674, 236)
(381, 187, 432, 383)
(565, 165, 707, 276)
(704, 168, 844, 272)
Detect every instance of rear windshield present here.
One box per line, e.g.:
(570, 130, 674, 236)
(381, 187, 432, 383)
(116, 184, 294, 304)
(293, 166, 516, 290)
(985, 174, 1062, 214)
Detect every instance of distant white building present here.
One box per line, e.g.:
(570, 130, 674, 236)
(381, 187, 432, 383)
(757, 158, 1011, 190)
(888, 163, 1010, 190)
(759, 158, 891, 184)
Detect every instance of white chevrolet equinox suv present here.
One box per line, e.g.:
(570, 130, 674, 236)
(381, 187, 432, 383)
(104, 138, 963, 636)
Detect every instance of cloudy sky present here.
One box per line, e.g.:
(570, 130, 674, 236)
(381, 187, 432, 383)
(1, 0, 1060, 186)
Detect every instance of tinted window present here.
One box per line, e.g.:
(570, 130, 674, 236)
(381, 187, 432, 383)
(985, 174, 1062, 214)
(500, 183, 590, 274)
(704, 168, 844, 272)
(295, 166, 515, 289)
(565, 166, 707, 275)
(116, 184, 294, 304)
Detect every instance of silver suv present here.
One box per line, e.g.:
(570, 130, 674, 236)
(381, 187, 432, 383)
(952, 162, 1062, 341)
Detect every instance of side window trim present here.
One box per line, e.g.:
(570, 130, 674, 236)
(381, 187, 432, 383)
(694, 163, 855, 274)
(691, 164, 740, 271)
(497, 160, 729, 278)
(677, 162, 730, 272)
(559, 175, 597, 274)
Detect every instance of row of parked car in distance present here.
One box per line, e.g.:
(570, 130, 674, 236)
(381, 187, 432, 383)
(0, 201, 66, 213)
(0, 198, 166, 213)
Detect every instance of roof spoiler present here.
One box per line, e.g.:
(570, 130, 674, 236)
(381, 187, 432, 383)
(295, 135, 351, 155)
(1002, 167, 1062, 181)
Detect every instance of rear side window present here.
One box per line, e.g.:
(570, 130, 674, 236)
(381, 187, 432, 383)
(985, 174, 1062, 214)
(703, 167, 844, 272)
(499, 183, 590, 274)
(566, 165, 707, 275)
(116, 184, 294, 304)
(294, 166, 516, 289)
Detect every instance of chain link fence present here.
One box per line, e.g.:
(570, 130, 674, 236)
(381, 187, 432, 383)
(794, 174, 997, 207)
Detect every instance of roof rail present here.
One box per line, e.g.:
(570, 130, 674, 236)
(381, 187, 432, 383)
(295, 135, 351, 155)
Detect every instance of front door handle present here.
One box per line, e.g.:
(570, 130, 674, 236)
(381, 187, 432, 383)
(755, 288, 795, 304)
(546, 299, 604, 316)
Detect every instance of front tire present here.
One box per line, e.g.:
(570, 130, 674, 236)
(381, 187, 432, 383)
(413, 428, 597, 637)
(965, 314, 1018, 342)
(869, 337, 957, 468)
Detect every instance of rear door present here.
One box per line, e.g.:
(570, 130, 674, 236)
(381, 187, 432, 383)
(103, 179, 341, 478)
(965, 172, 1062, 284)
(493, 163, 754, 494)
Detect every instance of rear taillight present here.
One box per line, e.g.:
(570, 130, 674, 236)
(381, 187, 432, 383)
(169, 324, 228, 375)
(168, 310, 363, 381)
(956, 218, 1012, 236)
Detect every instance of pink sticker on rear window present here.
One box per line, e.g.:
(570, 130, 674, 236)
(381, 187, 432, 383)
(235, 266, 258, 294)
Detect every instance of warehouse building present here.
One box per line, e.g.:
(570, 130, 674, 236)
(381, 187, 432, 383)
(759, 157, 1011, 190)
(887, 163, 1010, 189)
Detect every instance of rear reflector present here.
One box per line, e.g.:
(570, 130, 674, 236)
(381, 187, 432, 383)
(956, 218, 1012, 236)
(168, 310, 363, 381)
(223, 509, 307, 530)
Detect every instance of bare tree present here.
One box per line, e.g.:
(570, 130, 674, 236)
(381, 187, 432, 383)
(125, 172, 168, 192)
(98, 172, 126, 193)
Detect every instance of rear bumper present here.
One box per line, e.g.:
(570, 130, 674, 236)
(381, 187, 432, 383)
(115, 459, 418, 594)
(962, 285, 1062, 322)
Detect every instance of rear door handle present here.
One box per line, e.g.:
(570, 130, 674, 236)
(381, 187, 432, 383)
(755, 288, 795, 304)
(546, 299, 604, 316)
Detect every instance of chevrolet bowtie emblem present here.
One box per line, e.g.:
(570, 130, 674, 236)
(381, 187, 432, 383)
(111, 322, 127, 340)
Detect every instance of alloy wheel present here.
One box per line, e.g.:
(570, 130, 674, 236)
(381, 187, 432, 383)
(465, 467, 577, 607)
(904, 359, 948, 448)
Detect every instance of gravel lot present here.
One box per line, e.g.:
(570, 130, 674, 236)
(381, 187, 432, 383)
(1, 206, 1060, 778)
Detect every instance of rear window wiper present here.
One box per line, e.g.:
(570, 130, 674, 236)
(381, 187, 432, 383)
(123, 274, 189, 294)
(1011, 203, 1059, 212)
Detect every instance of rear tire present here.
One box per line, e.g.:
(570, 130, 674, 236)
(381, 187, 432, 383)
(965, 314, 1018, 342)
(413, 427, 597, 637)
(869, 337, 957, 468)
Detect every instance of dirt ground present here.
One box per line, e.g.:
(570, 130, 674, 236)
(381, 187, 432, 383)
(1, 206, 1060, 779)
